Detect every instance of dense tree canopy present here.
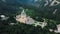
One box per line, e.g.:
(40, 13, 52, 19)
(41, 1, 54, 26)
(0, 0, 60, 34)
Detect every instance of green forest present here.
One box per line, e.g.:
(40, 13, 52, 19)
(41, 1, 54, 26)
(0, 0, 60, 34)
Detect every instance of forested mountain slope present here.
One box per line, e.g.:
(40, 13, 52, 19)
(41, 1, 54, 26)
(0, 0, 60, 20)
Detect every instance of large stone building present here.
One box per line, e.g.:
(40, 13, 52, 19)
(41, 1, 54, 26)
(16, 10, 35, 24)
(16, 9, 47, 28)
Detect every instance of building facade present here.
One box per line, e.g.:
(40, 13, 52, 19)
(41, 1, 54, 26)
(16, 10, 35, 24)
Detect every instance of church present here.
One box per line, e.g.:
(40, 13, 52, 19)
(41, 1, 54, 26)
(16, 9, 47, 28)
(16, 9, 35, 24)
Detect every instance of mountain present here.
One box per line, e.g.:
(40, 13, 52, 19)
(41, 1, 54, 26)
(0, 0, 60, 20)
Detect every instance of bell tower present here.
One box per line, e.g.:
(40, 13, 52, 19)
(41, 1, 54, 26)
(20, 9, 26, 18)
(19, 9, 27, 23)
